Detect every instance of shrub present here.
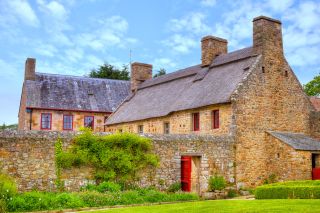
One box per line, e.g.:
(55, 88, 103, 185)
(208, 175, 226, 191)
(255, 180, 320, 199)
(167, 182, 181, 193)
(263, 174, 277, 184)
(0, 199, 6, 213)
(85, 182, 122, 193)
(227, 189, 238, 198)
(0, 173, 17, 200)
(57, 129, 159, 184)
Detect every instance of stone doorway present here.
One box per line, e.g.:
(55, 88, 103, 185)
(181, 155, 201, 194)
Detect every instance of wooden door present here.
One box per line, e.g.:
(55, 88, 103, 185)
(181, 156, 192, 192)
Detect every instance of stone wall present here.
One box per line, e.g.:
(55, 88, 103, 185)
(0, 130, 95, 191)
(107, 104, 233, 136)
(0, 130, 235, 194)
(265, 133, 311, 181)
(311, 111, 320, 139)
(21, 109, 110, 132)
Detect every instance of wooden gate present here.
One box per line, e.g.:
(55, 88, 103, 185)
(181, 156, 192, 192)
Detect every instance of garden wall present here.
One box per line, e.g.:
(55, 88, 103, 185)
(0, 130, 235, 193)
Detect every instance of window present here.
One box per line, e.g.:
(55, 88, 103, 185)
(63, 115, 73, 130)
(84, 116, 94, 129)
(192, 112, 200, 131)
(164, 122, 170, 134)
(138, 125, 144, 134)
(212, 110, 219, 129)
(41, 113, 52, 130)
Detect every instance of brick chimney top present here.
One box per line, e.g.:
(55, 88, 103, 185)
(253, 16, 282, 24)
(201, 35, 228, 67)
(131, 62, 152, 92)
(25, 58, 36, 81)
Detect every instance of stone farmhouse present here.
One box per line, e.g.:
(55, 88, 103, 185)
(18, 58, 130, 132)
(105, 16, 320, 190)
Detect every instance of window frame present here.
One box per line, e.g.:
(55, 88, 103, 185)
(138, 125, 144, 134)
(63, 115, 73, 131)
(84, 116, 94, 130)
(164, 122, 170, 134)
(192, 112, 200, 131)
(212, 110, 220, 129)
(40, 113, 52, 130)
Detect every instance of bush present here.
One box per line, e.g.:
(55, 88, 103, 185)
(208, 175, 226, 191)
(0, 173, 17, 200)
(227, 189, 238, 198)
(85, 182, 121, 193)
(58, 129, 159, 184)
(0, 199, 6, 213)
(167, 182, 181, 193)
(255, 180, 320, 199)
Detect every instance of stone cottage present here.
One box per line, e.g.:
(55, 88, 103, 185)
(106, 16, 320, 190)
(18, 58, 130, 132)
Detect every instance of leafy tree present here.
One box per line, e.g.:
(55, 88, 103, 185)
(89, 63, 130, 80)
(304, 74, 320, 96)
(153, 68, 166, 78)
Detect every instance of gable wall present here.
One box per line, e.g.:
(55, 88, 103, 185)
(23, 109, 110, 132)
(232, 55, 314, 187)
(106, 104, 233, 135)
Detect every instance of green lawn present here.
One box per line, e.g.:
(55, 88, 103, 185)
(85, 200, 320, 213)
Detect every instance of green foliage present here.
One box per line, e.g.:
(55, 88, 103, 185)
(89, 63, 130, 80)
(0, 199, 6, 212)
(208, 175, 226, 191)
(153, 68, 166, 78)
(59, 129, 159, 185)
(227, 189, 238, 198)
(167, 182, 181, 193)
(85, 182, 122, 193)
(304, 73, 320, 96)
(255, 180, 320, 199)
(54, 138, 65, 191)
(6, 190, 199, 212)
(263, 174, 277, 184)
(0, 123, 18, 131)
(0, 173, 17, 201)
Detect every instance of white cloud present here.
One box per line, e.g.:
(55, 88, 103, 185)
(200, 0, 216, 7)
(76, 16, 136, 51)
(266, 0, 294, 12)
(35, 43, 58, 57)
(153, 58, 177, 70)
(169, 12, 211, 35)
(64, 48, 83, 62)
(163, 34, 198, 54)
(0, 0, 40, 27)
(0, 58, 19, 78)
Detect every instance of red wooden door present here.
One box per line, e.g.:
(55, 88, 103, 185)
(312, 168, 320, 180)
(181, 156, 192, 192)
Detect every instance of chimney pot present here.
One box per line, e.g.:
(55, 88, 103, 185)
(201, 36, 228, 67)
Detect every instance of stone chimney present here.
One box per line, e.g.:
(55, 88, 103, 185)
(25, 58, 36, 81)
(253, 16, 283, 57)
(131, 62, 152, 92)
(201, 36, 228, 67)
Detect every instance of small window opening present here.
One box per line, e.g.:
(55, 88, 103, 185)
(138, 125, 144, 134)
(164, 122, 170, 134)
(192, 112, 200, 131)
(262, 66, 265, 73)
(285, 71, 288, 77)
(212, 110, 220, 129)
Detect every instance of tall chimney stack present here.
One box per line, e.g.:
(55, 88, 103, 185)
(25, 58, 36, 81)
(131, 62, 152, 92)
(253, 16, 283, 57)
(201, 36, 228, 67)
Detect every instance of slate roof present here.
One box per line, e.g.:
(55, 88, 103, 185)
(107, 47, 259, 125)
(25, 73, 130, 112)
(310, 96, 320, 111)
(267, 131, 320, 151)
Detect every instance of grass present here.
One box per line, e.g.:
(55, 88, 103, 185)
(84, 200, 320, 213)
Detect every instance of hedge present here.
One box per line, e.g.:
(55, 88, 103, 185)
(255, 180, 320, 199)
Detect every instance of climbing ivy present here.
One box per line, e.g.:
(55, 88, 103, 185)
(54, 137, 64, 191)
(57, 128, 159, 185)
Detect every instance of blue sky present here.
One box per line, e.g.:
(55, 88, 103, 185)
(0, 0, 320, 124)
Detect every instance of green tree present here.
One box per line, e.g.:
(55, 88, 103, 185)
(304, 74, 320, 96)
(89, 63, 130, 80)
(153, 68, 166, 78)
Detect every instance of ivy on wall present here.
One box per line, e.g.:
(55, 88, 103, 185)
(54, 137, 64, 191)
(55, 128, 159, 185)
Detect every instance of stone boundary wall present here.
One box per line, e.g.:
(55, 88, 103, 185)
(0, 130, 235, 193)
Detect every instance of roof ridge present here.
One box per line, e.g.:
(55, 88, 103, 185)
(36, 72, 130, 83)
